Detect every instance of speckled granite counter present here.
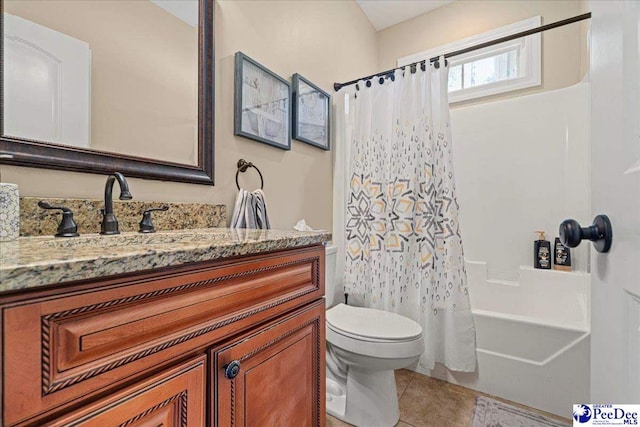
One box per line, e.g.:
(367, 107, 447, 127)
(0, 228, 331, 292)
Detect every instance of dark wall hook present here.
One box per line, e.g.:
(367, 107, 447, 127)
(236, 159, 264, 190)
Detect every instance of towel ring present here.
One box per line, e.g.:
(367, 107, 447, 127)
(236, 159, 264, 190)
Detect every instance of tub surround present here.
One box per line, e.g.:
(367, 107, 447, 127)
(452, 83, 590, 280)
(19, 197, 226, 237)
(466, 260, 590, 330)
(0, 228, 331, 292)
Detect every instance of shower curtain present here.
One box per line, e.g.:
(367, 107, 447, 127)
(333, 60, 477, 372)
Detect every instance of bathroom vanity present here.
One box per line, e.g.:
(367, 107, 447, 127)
(0, 229, 329, 426)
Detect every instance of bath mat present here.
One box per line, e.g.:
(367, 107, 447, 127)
(469, 396, 570, 427)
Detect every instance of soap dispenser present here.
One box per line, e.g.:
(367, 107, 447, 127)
(534, 231, 551, 269)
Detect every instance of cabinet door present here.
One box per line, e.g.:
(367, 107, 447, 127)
(211, 301, 325, 427)
(47, 356, 205, 427)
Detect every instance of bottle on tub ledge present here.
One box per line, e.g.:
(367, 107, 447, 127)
(553, 237, 572, 271)
(533, 231, 551, 269)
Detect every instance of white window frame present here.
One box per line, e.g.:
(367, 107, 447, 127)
(397, 16, 541, 103)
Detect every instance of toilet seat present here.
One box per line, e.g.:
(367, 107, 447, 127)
(326, 304, 424, 359)
(327, 304, 422, 341)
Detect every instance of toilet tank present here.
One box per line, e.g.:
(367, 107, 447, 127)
(325, 245, 341, 308)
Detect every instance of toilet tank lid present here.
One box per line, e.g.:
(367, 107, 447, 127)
(326, 304, 422, 341)
(325, 244, 337, 255)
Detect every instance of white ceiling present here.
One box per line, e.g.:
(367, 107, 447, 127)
(150, 0, 199, 28)
(356, 0, 455, 31)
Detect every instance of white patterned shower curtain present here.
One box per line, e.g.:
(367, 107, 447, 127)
(333, 60, 477, 372)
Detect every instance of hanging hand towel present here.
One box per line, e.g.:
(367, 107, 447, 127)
(231, 189, 250, 228)
(230, 189, 271, 229)
(253, 189, 271, 229)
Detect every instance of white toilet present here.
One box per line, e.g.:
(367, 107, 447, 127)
(324, 245, 424, 427)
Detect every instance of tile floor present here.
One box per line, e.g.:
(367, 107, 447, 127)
(326, 369, 571, 427)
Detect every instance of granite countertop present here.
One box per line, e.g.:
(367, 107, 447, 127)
(0, 228, 331, 293)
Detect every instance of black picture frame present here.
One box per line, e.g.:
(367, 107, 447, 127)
(0, 0, 215, 185)
(292, 74, 330, 151)
(234, 52, 291, 150)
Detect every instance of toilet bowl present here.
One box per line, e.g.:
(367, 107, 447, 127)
(324, 245, 424, 427)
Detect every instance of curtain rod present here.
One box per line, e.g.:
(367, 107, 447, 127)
(333, 12, 591, 92)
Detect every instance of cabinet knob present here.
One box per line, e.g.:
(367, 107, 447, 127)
(224, 360, 241, 379)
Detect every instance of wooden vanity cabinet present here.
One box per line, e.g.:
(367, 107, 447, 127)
(0, 245, 326, 427)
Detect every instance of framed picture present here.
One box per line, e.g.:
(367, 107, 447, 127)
(292, 74, 330, 151)
(234, 52, 291, 150)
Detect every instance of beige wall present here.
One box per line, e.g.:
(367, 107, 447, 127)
(2, 0, 378, 231)
(377, 0, 589, 107)
(6, 0, 199, 165)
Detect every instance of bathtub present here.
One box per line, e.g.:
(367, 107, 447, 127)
(428, 261, 590, 419)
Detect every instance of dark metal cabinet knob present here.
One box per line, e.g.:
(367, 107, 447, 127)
(224, 360, 241, 379)
(559, 214, 612, 253)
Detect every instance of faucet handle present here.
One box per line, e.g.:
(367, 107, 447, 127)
(38, 201, 79, 238)
(139, 205, 169, 233)
(38, 201, 71, 213)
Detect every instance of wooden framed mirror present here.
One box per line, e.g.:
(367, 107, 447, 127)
(0, 0, 214, 185)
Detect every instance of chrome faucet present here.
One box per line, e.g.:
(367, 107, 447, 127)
(100, 172, 133, 235)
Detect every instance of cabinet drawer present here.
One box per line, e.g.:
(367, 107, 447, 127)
(2, 245, 324, 426)
(47, 356, 205, 427)
(211, 300, 325, 427)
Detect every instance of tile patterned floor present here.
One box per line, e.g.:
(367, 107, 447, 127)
(326, 369, 571, 427)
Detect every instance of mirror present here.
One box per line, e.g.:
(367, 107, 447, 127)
(0, 0, 214, 185)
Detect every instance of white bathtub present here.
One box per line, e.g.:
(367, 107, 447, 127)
(428, 261, 590, 419)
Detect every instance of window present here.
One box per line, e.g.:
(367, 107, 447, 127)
(397, 17, 541, 103)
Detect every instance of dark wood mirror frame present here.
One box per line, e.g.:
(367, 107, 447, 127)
(0, 0, 214, 185)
